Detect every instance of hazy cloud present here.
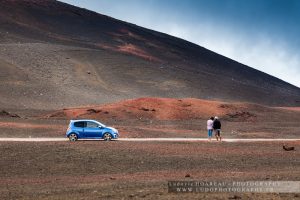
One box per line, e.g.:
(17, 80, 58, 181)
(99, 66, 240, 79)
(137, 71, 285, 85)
(165, 22, 300, 87)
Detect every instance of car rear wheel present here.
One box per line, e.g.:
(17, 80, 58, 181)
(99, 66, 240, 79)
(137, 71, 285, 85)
(69, 133, 78, 142)
(103, 133, 112, 141)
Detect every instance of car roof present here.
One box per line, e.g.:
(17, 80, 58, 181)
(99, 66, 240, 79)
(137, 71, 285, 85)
(70, 119, 100, 123)
(69, 119, 106, 127)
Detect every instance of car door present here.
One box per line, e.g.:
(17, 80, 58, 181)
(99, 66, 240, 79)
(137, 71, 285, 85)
(73, 121, 85, 137)
(84, 121, 102, 138)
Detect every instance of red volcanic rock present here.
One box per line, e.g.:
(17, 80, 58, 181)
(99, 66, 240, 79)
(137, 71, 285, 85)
(117, 44, 160, 61)
(44, 97, 272, 121)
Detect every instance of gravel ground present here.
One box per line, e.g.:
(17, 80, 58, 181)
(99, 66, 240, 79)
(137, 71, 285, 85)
(0, 141, 300, 199)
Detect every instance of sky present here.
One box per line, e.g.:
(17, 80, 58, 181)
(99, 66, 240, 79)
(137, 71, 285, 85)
(61, 0, 300, 87)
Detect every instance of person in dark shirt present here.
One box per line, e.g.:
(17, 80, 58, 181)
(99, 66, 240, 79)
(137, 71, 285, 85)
(213, 116, 222, 141)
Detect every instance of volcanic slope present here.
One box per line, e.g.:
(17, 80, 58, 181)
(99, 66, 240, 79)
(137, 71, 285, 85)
(0, 0, 300, 109)
(46, 97, 300, 122)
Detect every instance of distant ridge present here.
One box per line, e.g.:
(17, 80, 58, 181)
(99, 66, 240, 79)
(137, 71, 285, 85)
(0, 0, 299, 109)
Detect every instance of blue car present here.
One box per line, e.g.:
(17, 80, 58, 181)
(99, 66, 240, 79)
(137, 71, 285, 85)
(66, 119, 119, 141)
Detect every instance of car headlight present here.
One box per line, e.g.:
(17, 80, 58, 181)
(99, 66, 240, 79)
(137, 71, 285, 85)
(112, 128, 118, 133)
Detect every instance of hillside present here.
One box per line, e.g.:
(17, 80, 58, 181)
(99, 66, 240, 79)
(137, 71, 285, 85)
(45, 97, 300, 123)
(0, 0, 300, 109)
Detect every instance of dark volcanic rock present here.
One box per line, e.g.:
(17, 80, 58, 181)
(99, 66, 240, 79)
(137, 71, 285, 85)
(0, 110, 20, 118)
(226, 111, 256, 121)
(283, 145, 295, 151)
(185, 174, 191, 178)
(86, 109, 101, 113)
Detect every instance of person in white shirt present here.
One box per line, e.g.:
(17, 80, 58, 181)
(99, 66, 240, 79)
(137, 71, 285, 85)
(207, 117, 214, 141)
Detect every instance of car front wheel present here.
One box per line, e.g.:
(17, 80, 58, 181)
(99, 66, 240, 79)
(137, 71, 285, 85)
(69, 133, 78, 142)
(103, 133, 112, 141)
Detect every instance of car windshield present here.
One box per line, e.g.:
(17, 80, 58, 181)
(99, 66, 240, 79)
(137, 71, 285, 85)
(96, 122, 106, 127)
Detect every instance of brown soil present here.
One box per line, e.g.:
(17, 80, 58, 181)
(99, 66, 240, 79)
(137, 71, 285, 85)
(1, 141, 300, 199)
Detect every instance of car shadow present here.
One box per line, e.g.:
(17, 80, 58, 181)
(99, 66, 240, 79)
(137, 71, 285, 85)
(75, 139, 118, 142)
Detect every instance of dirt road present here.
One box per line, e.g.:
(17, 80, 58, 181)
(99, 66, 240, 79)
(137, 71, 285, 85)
(0, 137, 299, 142)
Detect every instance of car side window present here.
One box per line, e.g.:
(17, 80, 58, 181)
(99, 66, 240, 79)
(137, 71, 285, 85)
(74, 121, 85, 128)
(86, 122, 99, 128)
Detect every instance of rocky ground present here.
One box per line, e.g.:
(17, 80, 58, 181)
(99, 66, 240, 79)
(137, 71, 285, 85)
(1, 98, 300, 139)
(0, 99, 300, 199)
(1, 117, 300, 139)
(0, 141, 300, 199)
